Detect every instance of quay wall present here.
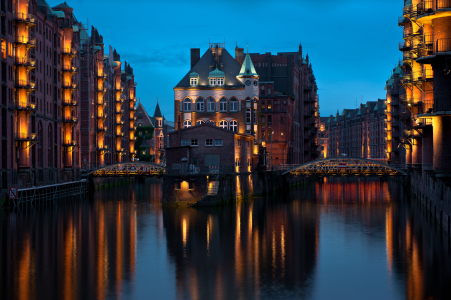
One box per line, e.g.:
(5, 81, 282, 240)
(407, 171, 451, 234)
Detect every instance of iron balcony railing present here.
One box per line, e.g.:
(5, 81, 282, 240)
(14, 56, 36, 67)
(62, 81, 77, 89)
(63, 140, 77, 147)
(15, 35, 36, 46)
(421, 100, 434, 114)
(412, 69, 433, 81)
(16, 133, 37, 142)
(62, 117, 78, 124)
(62, 64, 77, 73)
(62, 48, 76, 56)
(97, 126, 108, 132)
(14, 80, 36, 89)
(13, 13, 36, 25)
(15, 100, 37, 111)
(62, 100, 77, 107)
(398, 16, 409, 26)
(399, 41, 412, 51)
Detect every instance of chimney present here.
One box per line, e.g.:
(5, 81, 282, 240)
(190, 48, 200, 69)
(235, 47, 244, 65)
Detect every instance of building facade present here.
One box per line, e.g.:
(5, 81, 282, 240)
(0, 0, 137, 189)
(399, 0, 451, 176)
(170, 42, 259, 173)
(250, 44, 319, 165)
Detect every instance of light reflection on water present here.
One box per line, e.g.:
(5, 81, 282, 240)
(1, 177, 451, 300)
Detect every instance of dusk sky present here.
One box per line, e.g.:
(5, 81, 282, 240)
(62, 0, 403, 119)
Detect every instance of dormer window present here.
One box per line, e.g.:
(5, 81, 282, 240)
(190, 78, 198, 86)
(217, 78, 224, 86)
(210, 78, 217, 86)
(209, 67, 225, 87)
(189, 70, 199, 87)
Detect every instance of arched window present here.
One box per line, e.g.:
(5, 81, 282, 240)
(196, 97, 204, 112)
(230, 120, 238, 132)
(220, 98, 227, 112)
(267, 88, 271, 95)
(159, 142, 163, 149)
(206, 120, 215, 125)
(183, 98, 192, 112)
(230, 97, 238, 112)
(196, 120, 205, 126)
(207, 97, 215, 112)
(183, 120, 192, 128)
(219, 120, 228, 129)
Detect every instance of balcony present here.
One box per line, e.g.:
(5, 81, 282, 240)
(14, 56, 36, 68)
(62, 47, 77, 56)
(62, 81, 77, 90)
(62, 64, 77, 73)
(62, 116, 78, 124)
(63, 140, 77, 147)
(13, 13, 36, 26)
(15, 100, 37, 111)
(16, 133, 37, 143)
(130, 106, 136, 111)
(97, 145, 109, 152)
(97, 126, 108, 132)
(62, 100, 77, 107)
(115, 97, 124, 103)
(116, 109, 125, 115)
(400, 73, 412, 84)
(115, 121, 124, 126)
(97, 114, 108, 119)
(398, 16, 409, 26)
(399, 41, 411, 51)
(15, 35, 36, 47)
(412, 69, 433, 81)
(14, 80, 36, 90)
(95, 85, 107, 93)
(96, 100, 107, 106)
(129, 116, 137, 121)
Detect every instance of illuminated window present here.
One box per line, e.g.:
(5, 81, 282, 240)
(267, 102, 272, 111)
(190, 78, 198, 86)
(196, 97, 204, 112)
(262, 131, 266, 139)
(183, 120, 191, 128)
(209, 78, 217, 86)
(196, 120, 205, 125)
(219, 120, 228, 129)
(206, 139, 213, 146)
(183, 98, 192, 111)
(230, 97, 238, 112)
(220, 98, 227, 112)
(230, 120, 238, 132)
(207, 97, 215, 112)
(217, 78, 224, 86)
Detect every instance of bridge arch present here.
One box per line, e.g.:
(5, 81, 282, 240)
(86, 162, 165, 177)
(282, 158, 407, 176)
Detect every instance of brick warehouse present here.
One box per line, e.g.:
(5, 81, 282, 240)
(250, 44, 319, 165)
(0, 0, 138, 189)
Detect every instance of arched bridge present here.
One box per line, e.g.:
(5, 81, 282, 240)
(282, 158, 407, 177)
(86, 162, 165, 177)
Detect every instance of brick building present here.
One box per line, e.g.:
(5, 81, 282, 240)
(326, 99, 388, 162)
(171, 42, 259, 173)
(318, 117, 328, 159)
(250, 44, 319, 165)
(136, 100, 174, 165)
(399, 0, 451, 176)
(166, 123, 256, 174)
(0, 0, 138, 189)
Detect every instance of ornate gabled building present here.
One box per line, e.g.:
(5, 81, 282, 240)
(169, 42, 260, 173)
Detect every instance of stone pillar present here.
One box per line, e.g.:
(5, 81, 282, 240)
(422, 128, 433, 171)
(433, 116, 451, 175)
(412, 137, 423, 169)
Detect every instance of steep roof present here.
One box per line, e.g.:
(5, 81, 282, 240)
(153, 102, 162, 118)
(175, 48, 243, 88)
(53, 1, 72, 9)
(238, 48, 258, 77)
(139, 139, 150, 148)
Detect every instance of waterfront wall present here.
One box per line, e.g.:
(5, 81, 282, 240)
(409, 171, 451, 234)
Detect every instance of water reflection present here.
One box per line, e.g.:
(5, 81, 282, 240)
(1, 178, 451, 299)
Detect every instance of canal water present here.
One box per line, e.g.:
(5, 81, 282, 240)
(1, 178, 451, 300)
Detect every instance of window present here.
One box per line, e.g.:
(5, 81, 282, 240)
(261, 104, 266, 111)
(207, 97, 215, 112)
(160, 142, 163, 149)
(183, 120, 191, 128)
(206, 139, 213, 146)
(230, 120, 238, 132)
(183, 98, 192, 111)
(237, 140, 242, 147)
(215, 139, 223, 146)
(262, 131, 266, 139)
(196, 120, 205, 125)
(220, 98, 227, 112)
(246, 141, 250, 148)
(261, 116, 265, 125)
(191, 139, 198, 146)
(267, 102, 272, 111)
(190, 78, 198, 86)
(267, 115, 272, 125)
(217, 78, 224, 86)
(219, 120, 228, 129)
(230, 97, 238, 112)
(181, 139, 189, 146)
(268, 131, 272, 139)
(261, 85, 265, 96)
(209, 78, 217, 86)
(246, 108, 251, 124)
(267, 88, 271, 95)
(196, 98, 204, 112)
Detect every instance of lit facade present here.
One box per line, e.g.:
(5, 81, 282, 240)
(399, 0, 451, 175)
(0, 1, 138, 189)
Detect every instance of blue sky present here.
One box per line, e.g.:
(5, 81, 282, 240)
(61, 0, 404, 119)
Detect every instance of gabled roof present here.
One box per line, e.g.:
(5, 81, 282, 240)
(238, 48, 258, 77)
(175, 48, 243, 88)
(139, 139, 150, 148)
(53, 1, 71, 9)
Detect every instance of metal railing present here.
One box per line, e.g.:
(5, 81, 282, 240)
(14, 56, 36, 66)
(13, 13, 36, 24)
(15, 35, 36, 45)
(14, 80, 36, 89)
(436, 38, 451, 53)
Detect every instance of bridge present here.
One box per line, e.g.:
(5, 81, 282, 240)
(85, 162, 165, 177)
(282, 158, 407, 177)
